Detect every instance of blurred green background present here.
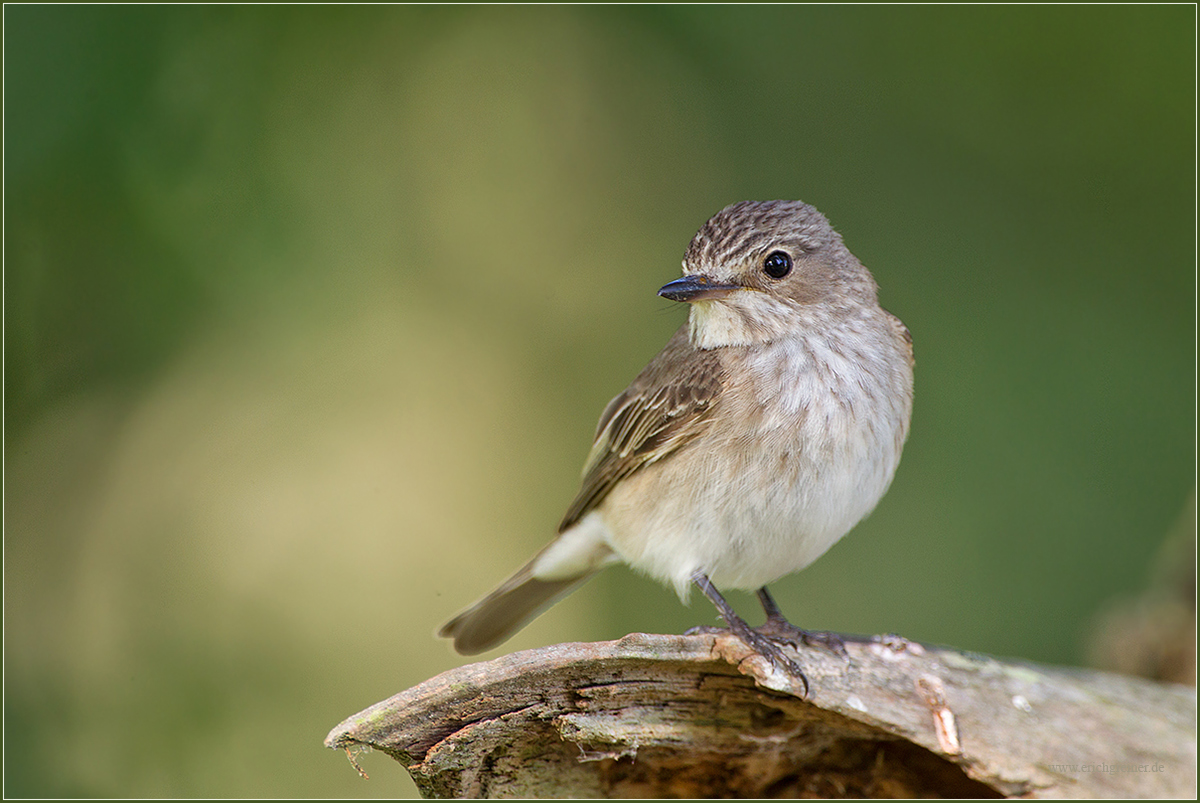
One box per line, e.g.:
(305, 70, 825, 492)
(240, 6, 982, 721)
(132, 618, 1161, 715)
(4, 5, 1193, 797)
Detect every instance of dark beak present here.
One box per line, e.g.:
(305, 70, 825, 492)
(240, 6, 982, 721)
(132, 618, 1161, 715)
(657, 275, 741, 302)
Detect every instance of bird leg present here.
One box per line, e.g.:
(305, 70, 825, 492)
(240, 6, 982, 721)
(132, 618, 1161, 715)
(691, 572, 810, 695)
(755, 586, 848, 659)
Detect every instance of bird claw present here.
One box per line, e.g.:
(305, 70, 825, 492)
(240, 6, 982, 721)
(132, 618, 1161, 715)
(686, 622, 811, 693)
(757, 617, 849, 660)
(739, 627, 811, 696)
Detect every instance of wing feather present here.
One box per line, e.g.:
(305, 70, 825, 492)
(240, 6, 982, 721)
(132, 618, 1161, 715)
(558, 325, 724, 531)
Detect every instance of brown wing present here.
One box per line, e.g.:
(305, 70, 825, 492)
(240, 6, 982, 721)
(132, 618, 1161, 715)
(558, 325, 724, 532)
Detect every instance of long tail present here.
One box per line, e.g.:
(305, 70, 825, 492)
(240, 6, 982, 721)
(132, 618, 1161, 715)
(438, 565, 595, 655)
(438, 513, 617, 655)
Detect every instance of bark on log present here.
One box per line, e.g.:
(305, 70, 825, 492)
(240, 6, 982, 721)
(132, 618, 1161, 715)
(325, 631, 1196, 798)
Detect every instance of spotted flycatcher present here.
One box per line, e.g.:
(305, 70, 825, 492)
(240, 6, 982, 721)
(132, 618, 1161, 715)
(440, 200, 914, 686)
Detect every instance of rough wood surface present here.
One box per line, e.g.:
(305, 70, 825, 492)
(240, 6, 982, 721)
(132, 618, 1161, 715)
(325, 631, 1196, 798)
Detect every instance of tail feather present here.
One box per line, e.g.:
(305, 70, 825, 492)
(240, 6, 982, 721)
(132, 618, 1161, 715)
(438, 564, 596, 655)
(440, 513, 617, 654)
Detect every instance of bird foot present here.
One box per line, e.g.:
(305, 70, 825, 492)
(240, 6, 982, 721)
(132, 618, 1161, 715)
(688, 621, 812, 695)
(756, 616, 849, 660)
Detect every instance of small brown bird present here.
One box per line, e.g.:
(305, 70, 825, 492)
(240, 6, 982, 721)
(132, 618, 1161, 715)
(440, 200, 914, 686)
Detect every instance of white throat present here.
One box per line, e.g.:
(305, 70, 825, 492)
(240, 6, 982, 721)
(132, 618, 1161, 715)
(687, 292, 798, 349)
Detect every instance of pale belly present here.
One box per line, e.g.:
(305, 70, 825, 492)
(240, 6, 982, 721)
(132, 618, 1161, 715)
(596, 320, 912, 599)
(597, 399, 901, 598)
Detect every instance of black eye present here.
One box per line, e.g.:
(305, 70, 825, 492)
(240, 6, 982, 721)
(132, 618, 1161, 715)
(762, 250, 792, 279)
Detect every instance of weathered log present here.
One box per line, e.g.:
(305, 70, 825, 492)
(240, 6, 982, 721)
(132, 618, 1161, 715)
(325, 631, 1195, 798)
